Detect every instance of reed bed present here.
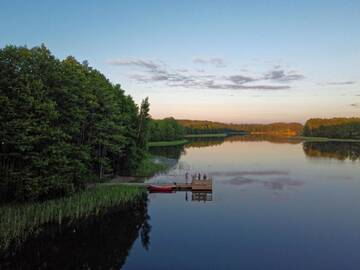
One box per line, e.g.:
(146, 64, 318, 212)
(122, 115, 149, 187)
(0, 185, 147, 253)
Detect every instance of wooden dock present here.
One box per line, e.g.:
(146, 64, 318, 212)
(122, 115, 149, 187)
(175, 179, 212, 191)
(154, 179, 212, 191)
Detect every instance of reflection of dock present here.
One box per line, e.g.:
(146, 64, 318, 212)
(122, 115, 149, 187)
(192, 191, 212, 202)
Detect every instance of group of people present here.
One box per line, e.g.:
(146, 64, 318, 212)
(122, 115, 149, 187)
(185, 172, 208, 181)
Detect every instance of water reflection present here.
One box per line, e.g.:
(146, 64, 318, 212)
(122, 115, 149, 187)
(185, 135, 302, 150)
(149, 135, 302, 163)
(225, 134, 302, 144)
(224, 176, 303, 190)
(185, 137, 224, 148)
(191, 191, 213, 202)
(214, 170, 303, 191)
(1, 201, 150, 270)
(211, 170, 289, 177)
(149, 145, 185, 160)
(303, 141, 360, 161)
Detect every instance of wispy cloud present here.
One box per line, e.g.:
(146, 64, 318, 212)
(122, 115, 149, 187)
(264, 69, 305, 82)
(326, 81, 356, 85)
(110, 58, 304, 91)
(109, 59, 164, 72)
(228, 75, 257, 84)
(193, 57, 226, 68)
(350, 103, 359, 108)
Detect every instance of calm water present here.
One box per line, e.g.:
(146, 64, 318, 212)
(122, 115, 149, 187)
(124, 136, 360, 270)
(3, 136, 360, 269)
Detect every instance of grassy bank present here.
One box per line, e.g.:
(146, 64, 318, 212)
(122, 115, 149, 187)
(290, 136, 360, 142)
(0, 185, 146, 253)
(148, 139, 188, 147)
(185, 133, 228, 138)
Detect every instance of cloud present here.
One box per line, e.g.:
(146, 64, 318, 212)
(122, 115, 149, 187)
(350, 103, 359, 108)
(326, 81, 356, 85)
(193, 57, 226, 68)
(264, 69, 305, 82)
(201, 81, 290, 90)
(228, 75, 257, 84)
(109, 59, 158, 69)
(111, 57, 303, 91)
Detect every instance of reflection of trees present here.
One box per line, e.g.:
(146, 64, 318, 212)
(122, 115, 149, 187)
(185, 137, 225, 148)
(2, 200, 151, 269)
(225, 135, 302, 144)
(148, 134, 303, 159)
(149, 145, 185, 160)
(303, 142, 360, 161)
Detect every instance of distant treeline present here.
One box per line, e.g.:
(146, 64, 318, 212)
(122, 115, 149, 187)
(303, 118, 360, 139)
(0, 45, 150, 200)
(177, 119, 303, 135)
(149, 117, 185, 141)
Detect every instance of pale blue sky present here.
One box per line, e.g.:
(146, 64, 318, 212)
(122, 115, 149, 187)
(1, 0, 359, 123)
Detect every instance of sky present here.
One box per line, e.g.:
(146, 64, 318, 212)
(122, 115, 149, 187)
(1, 0, 360, 123)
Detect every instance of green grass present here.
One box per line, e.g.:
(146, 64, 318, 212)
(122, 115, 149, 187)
(0, 185, 146, 253)
(185, 133, 228, 138)
(134, 154, 169, 177)
(290, 136, 360, 142)
(148, 139, 188, 147)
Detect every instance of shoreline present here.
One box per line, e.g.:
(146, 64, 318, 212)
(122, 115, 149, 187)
(184, 133, 227, 138)
(148, 139, 188, 147)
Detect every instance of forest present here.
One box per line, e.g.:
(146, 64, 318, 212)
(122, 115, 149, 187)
(303, 118, 360, 139)
(177, 119, 304, 135)
(0, 45, 151, 201)
(148, 117, 185, 141)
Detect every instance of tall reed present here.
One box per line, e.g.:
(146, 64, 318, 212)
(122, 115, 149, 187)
(0, 185, 147, 253)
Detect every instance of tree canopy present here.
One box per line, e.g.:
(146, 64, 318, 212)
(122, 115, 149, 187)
(0, 45, 150, 200)
(177, 119, 303, 136)
(303, 118, 360, 139)
(148, 117, 185, 142)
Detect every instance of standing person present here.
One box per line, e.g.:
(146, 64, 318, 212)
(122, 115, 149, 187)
(198, 173, 201, 180)
(203, 174, 207, 180)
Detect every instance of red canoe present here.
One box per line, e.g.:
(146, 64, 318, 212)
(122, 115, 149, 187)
(148, 185, 174, 193)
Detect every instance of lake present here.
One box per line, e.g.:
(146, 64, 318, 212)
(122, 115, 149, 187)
(3, 136, 360, 269)
(125, 136, 360, 270)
